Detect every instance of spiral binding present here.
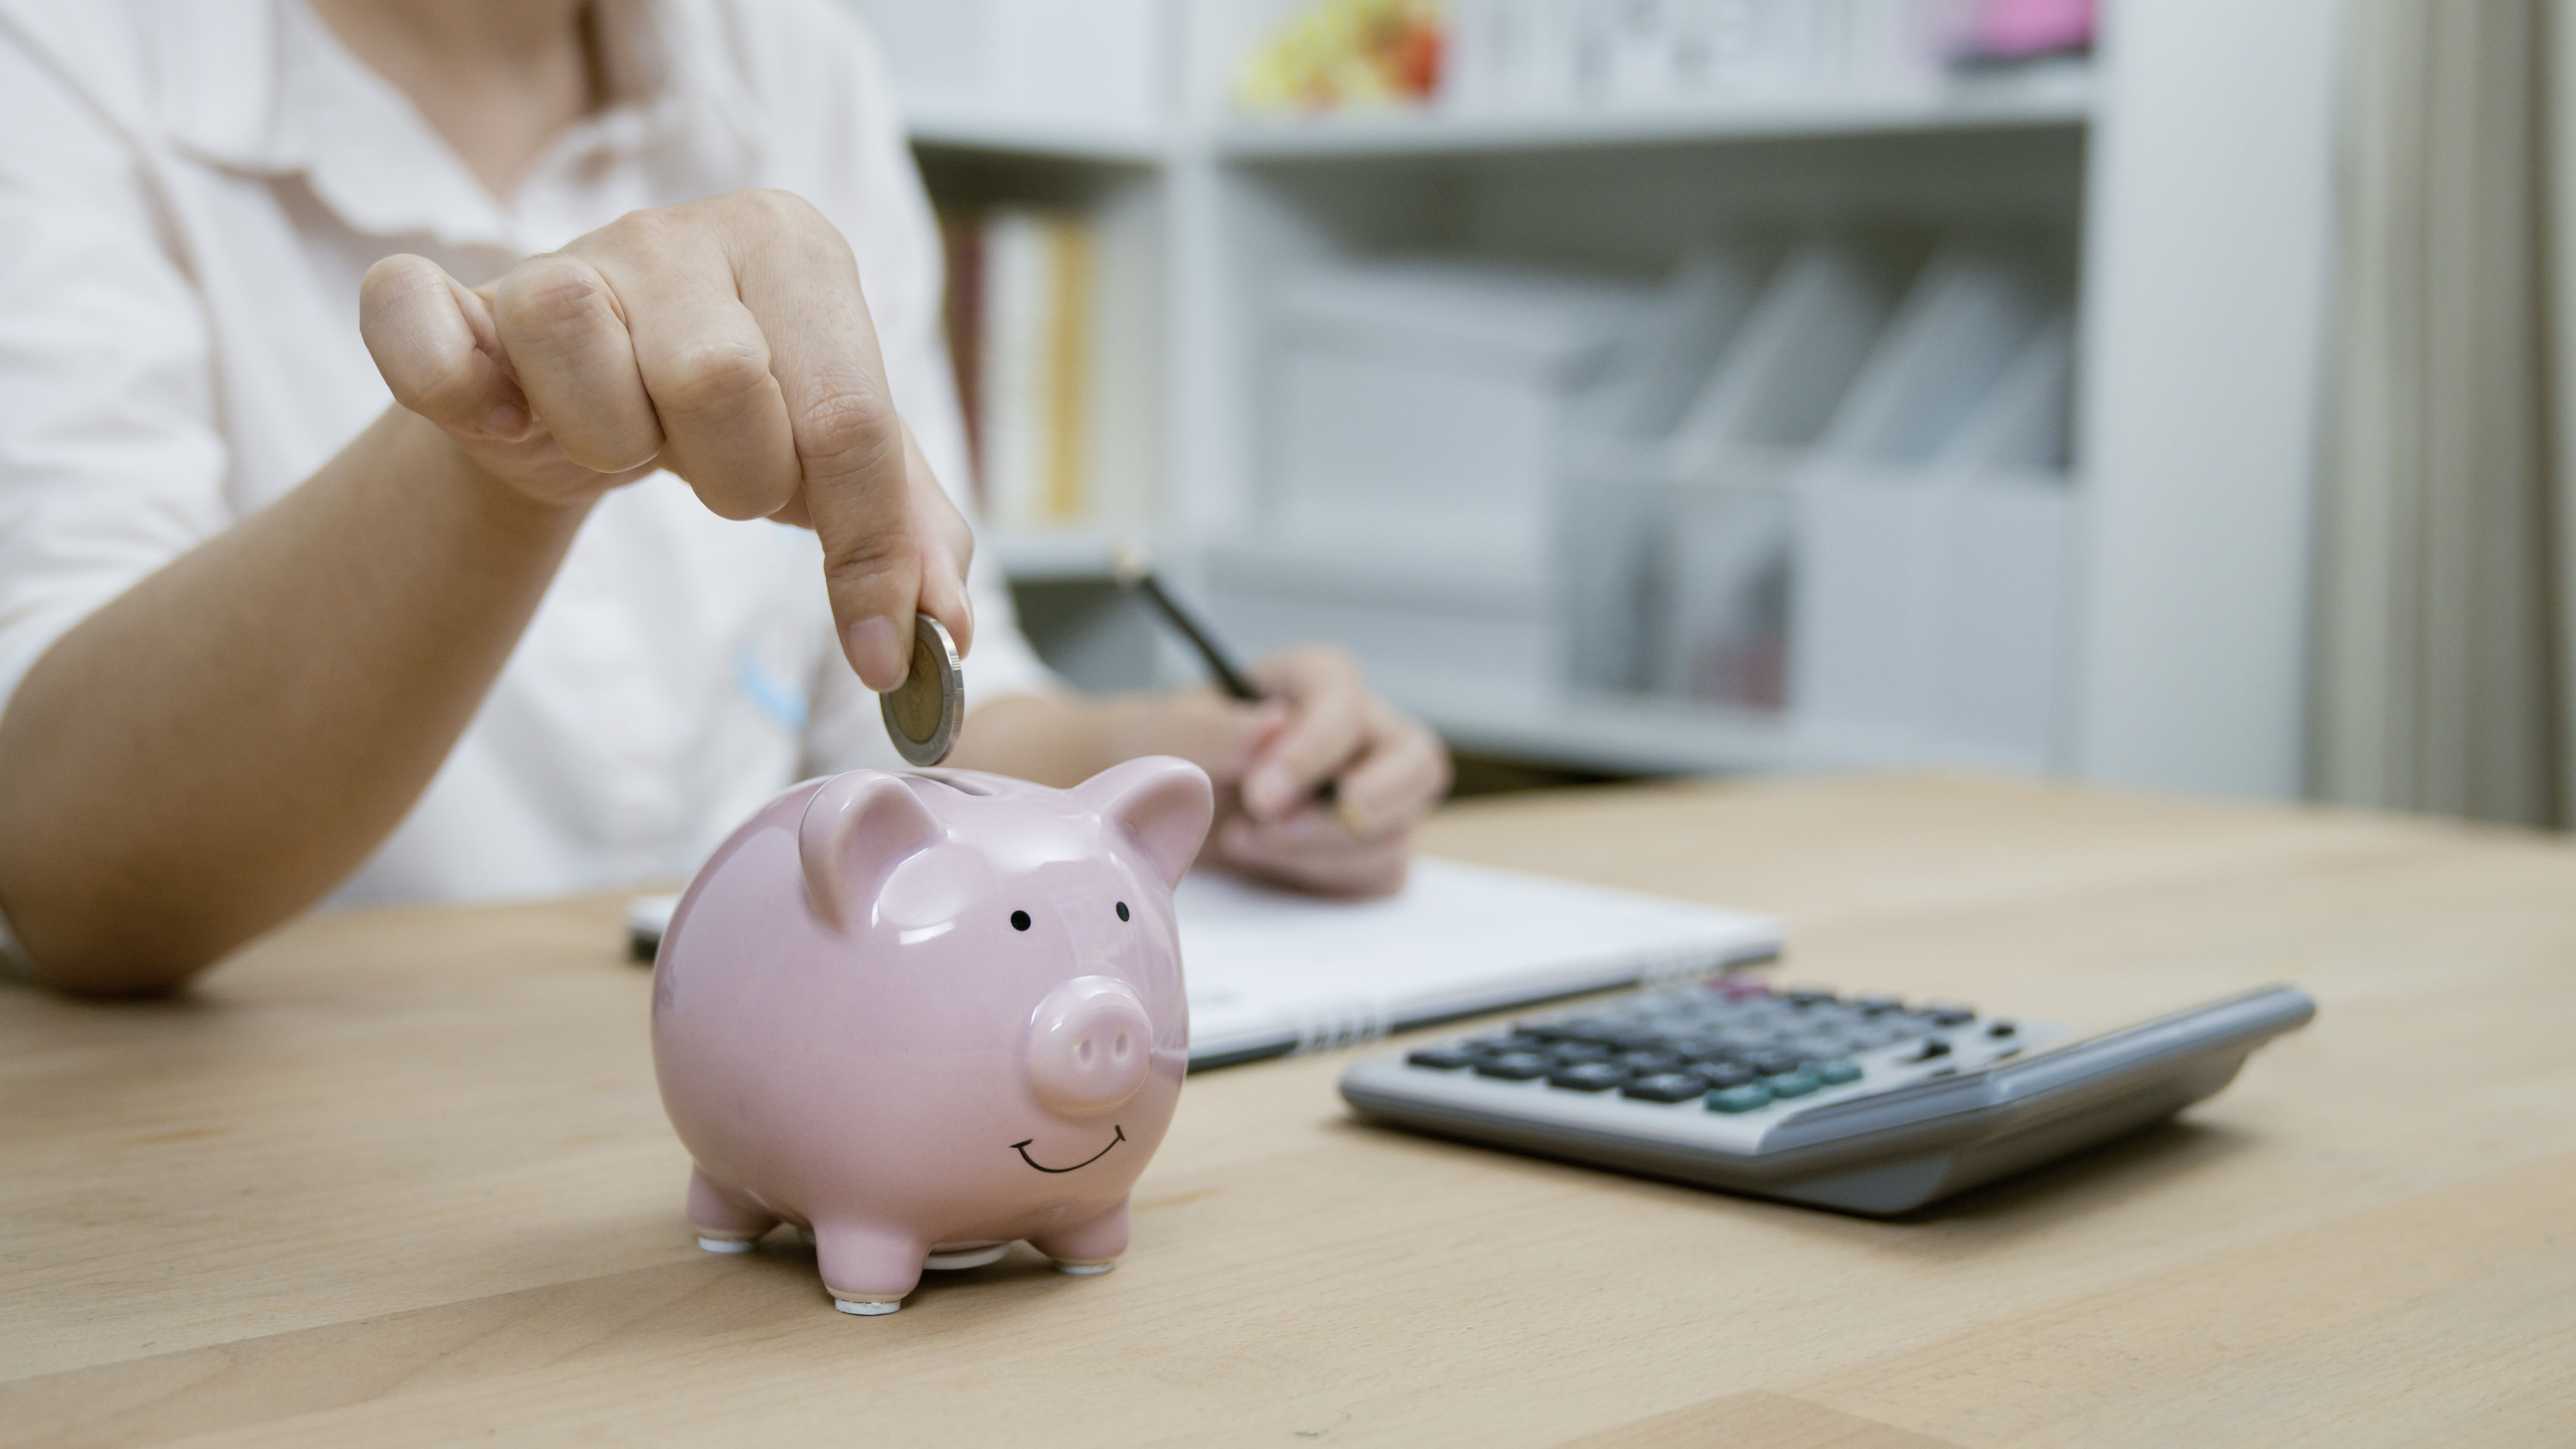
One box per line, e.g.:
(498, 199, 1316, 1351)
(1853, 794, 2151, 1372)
(1290, 997, 1395, 1055)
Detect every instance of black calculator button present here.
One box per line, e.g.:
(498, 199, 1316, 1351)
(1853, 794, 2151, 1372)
(1746, 1049, 1805, 1076)
(1604, 1029, 1669, 1052)
(1616, 1050, 1684, 1074)
(1907, 1037, 1953, 1062)
(1473, 1052, 1552, 1081)
(1986, 1021, 2017, 1038)
(1923, 1004, 1977, 1027)
(1406, 1046, 1479, 1070)
(1784, 987, 1838, 1006)
(1521, 1018, 1610, 1041)
(1546, 1063, 1631, 1092)
(1691, 1062, 1756, 1089)
(1619, 1073, 1708, 1103)
(1852, 994, 1904, 1016)
(1466, 1033, 1552, 1056)
(1547, 1041, 1614, 1064)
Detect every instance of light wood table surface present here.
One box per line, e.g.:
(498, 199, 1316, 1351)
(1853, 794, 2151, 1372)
(5, 774, 2572, 1447)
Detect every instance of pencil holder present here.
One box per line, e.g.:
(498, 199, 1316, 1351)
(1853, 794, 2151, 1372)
(650, 758, 1212, 1316)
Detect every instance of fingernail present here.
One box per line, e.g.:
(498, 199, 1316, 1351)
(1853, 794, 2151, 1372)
(1335, 796, 1373, 840)
(1244, 766, 1289, 819)
(846, 615, 906, 692)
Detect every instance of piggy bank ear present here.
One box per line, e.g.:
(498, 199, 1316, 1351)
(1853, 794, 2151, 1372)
(799, 772, 943, 931)
(1076, 756, 1215, 889)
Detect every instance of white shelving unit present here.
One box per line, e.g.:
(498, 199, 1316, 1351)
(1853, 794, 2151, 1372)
(906, 104, 1169, 165)
(1216, 68, 2094, 158)
(887, 0, 2344, 798)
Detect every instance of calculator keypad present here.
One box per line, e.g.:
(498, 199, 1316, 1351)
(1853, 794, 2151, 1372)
(1403, 980, 2003, 1117)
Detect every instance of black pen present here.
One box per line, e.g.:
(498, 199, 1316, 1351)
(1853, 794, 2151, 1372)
(1111, 548, 1262, 702)
(1110, 545, 1340, 806)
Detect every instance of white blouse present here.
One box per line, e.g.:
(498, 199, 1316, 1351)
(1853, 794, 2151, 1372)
(0, 0, 1056, 940)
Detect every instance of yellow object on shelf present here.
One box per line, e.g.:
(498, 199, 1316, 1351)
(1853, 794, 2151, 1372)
(1236, 0, 1445, 115)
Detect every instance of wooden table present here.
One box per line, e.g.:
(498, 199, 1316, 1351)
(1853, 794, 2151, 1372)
(5, 774, 2572, 1447)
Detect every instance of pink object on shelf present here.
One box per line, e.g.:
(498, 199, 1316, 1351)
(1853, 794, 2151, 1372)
(1969, 0, 2097, 58)
(651, 758, 1214, 1317)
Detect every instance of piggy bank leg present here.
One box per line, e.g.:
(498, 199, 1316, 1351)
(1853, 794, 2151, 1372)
(687, 1167, 778, 1254)
(813, 1221, 926, 1317)
(1032, 1197, 1129, 1275)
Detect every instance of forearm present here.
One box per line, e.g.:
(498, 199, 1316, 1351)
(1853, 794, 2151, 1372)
(0, 407, 588, 991)
(949, 654, 1447, 899)
(946, 692, 1171, 791)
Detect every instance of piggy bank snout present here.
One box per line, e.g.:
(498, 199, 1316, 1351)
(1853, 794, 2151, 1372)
(1024, 976, 1154, 1116)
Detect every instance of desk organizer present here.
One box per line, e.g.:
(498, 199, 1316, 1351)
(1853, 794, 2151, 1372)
(650, 758, 1212, 1316)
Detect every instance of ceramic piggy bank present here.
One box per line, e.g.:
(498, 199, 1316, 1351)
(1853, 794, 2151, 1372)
(650, 757, 1213, 1316)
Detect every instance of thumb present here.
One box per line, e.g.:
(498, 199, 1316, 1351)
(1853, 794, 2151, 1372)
(359, 254, 529, 440)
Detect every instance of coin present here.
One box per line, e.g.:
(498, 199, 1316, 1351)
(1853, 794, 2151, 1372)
(879, 612, 962, 767)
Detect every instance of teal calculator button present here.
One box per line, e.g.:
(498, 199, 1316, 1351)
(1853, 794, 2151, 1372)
(1707, 1083, 1773, 1113)
(1764, 1070, 1822, 1098)
(1816, 1060, 1862, 1085)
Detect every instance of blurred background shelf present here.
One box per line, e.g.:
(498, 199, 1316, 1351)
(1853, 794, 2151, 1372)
(1380, 677, 1849, 777)
(854, 0, 2342, 803)
(1218, 70, 2094, 160)
(986, 528, 1129, 583)
(906, 105, 1171, 165)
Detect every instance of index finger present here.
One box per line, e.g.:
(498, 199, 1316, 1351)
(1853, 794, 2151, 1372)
(1241, 677, 1368, 821)
(723, 191, 969, 688)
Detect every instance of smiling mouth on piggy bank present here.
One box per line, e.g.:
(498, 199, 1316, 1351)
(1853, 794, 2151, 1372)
(1011, 1125, 1126, 1173)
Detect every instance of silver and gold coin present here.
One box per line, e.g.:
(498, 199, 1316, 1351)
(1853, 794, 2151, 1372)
(879, 612, 963, 767)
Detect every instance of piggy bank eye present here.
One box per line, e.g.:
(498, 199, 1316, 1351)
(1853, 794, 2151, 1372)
(1115, 901, 1130, 922)
(1010, 910, 1031, 931)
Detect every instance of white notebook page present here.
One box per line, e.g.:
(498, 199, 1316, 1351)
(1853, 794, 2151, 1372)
(1177, 858, 1780, 1065)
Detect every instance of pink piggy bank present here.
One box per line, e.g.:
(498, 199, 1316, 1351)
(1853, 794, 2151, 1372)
(650, 757, 1213, 1316)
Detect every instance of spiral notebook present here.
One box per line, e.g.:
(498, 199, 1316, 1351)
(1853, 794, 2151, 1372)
(626, 858, 1779, 1070)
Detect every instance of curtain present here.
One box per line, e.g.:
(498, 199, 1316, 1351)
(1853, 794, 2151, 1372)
(2310, 0, 2576, 828)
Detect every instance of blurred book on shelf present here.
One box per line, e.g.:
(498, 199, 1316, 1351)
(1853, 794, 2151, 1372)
(1237, 0, 2093, 118)
(939, 204, 1098, 530)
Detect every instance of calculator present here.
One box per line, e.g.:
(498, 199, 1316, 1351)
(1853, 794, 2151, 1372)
(1337, 979, 2315, 1214)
